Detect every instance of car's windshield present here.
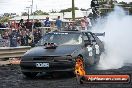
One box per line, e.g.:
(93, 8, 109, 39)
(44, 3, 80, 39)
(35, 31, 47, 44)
(37, 32, 82, 46)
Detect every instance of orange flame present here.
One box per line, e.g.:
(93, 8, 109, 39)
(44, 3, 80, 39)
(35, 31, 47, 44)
(75, 58, 86, 76)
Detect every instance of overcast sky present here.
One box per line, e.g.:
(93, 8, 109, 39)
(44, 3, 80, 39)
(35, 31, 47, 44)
(0, 0, 131, 15)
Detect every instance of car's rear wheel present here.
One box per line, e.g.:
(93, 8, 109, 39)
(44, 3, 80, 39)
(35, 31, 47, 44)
(94, 54, 100, 65)
(95, 56, 100, 64)
(74, 56, 86, 84)
(22, 72, 38, 78)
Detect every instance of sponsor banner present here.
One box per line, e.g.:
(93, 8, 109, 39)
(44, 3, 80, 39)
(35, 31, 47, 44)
(84, 75, 130, 83)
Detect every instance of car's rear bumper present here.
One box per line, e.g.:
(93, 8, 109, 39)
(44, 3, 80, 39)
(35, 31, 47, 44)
(20, 61, 75, 72)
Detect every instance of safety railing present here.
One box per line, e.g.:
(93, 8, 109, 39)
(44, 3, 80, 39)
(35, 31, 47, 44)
(0, 46, 31, 59)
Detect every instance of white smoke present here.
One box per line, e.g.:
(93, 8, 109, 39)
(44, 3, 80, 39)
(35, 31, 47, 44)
(92, 6, 132, 70)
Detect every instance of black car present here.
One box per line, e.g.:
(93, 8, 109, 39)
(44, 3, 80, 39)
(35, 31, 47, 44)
(20, 30, 104, 78)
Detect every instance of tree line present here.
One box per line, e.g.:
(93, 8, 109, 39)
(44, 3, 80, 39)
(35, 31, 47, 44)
(0, 1, 132, 23)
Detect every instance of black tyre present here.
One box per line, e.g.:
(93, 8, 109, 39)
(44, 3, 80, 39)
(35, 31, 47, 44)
(94, 54, 100, 65)
(22, 72, 38, 78)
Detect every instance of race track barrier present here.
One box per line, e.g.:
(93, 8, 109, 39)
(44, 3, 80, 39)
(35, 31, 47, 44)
(0, 46, 31, 59)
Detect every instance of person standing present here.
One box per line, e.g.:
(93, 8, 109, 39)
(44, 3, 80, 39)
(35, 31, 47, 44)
(44, 17, 51, 32)
(20, 31, 31, 46)
(24, 19, 32, 32)
(44, 17, 51, 27)
(33, 29, 42, 44)
(2, 31, 10, 47)
(9, 28, 19, 47)
(81, 18, 87, 30)
(91, 0, 99, 20)
(2, 31, 9, 40)
(84, 16, 92, 30)
(34, 19, 42, 28)
(0, 23, 6, 28)
(19, 19, 25, 29)
(55, 16, 62, 31)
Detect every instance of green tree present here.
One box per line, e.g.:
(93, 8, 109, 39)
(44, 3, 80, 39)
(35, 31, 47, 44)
(80, 8, 87, 11)
(22, 12, 28, 16)
(118, 1, 128, 7)
(32, 10, 49, 15)
(0, 17, 11, 23)
(98, 0, 107, 8)
(50, 9, 57, 13)
(94, 0, 132, 15)
(60, 7, 79, 12)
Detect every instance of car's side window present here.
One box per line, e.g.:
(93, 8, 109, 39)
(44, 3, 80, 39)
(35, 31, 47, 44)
(88, 33, 95, 41)
(82, 33, 89, 41)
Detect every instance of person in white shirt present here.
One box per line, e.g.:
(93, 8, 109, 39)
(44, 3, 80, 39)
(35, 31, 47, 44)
(84, 16, 92, 30)
(81, 18, 87, 30)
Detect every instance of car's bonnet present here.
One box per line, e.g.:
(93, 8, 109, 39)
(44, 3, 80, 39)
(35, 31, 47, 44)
(23, 45, 81, 57)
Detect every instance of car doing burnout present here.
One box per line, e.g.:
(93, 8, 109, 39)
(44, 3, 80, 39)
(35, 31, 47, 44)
(20, 30, 104, 78)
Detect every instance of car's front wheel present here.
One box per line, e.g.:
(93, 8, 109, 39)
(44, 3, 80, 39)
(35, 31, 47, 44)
(74, 56, 86, 84)
(22, 72, 38, 78)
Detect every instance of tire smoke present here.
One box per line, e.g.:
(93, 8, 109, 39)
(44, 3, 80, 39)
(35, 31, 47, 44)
(92, 6, 132, 70)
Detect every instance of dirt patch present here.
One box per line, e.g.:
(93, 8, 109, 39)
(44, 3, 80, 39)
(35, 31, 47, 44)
(0, 65, 132, 88)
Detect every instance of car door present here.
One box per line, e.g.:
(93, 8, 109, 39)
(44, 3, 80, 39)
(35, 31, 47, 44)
(92, 33, 104, 53)
(87, 32, 103, 64)
(82, 32, 96, 65)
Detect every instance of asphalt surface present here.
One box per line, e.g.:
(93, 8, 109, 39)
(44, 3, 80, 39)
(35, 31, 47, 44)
(0, 65, 132, 88)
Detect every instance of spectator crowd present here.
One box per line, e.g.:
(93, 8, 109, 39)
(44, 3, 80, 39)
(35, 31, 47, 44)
(0, 17, 48, 47)
(0, 16, 92, 47)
